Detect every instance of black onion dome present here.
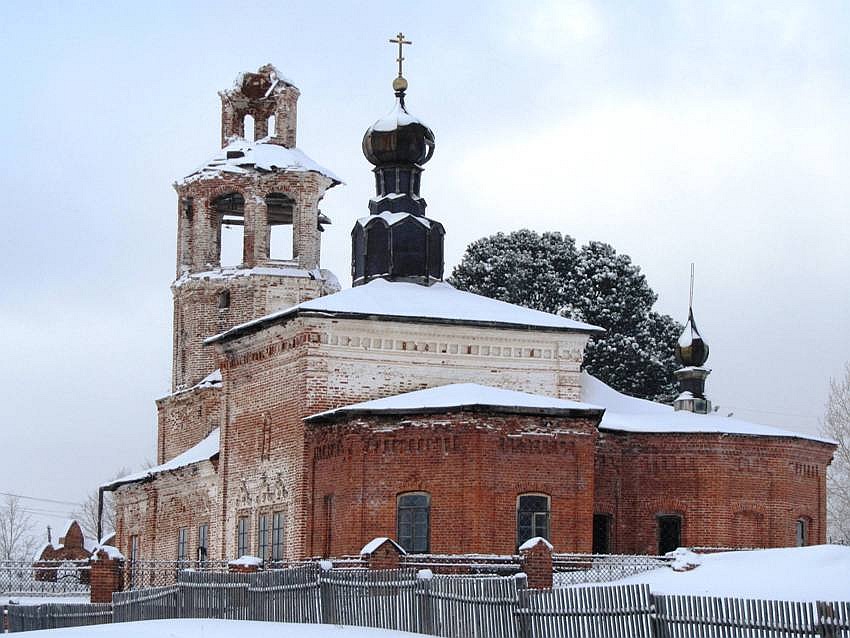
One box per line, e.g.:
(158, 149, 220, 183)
(362, 100, 435, 166)
(675, 308, 710, 367)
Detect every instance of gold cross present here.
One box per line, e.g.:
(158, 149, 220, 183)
(389, 32, 412, 78)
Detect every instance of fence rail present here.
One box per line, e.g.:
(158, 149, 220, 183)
(6, 565, 850, 637)
(0, 560, 90, 596)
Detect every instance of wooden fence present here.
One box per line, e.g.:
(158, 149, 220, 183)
(6, 566, 850, 637)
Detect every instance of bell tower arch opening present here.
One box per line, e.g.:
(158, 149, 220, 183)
(213, 193, 245, 267)
(266, 193, 295, 261)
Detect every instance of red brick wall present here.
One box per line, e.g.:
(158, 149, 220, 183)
(305, 412, 599, 557)
(157, 386, 221, 463)
(594, 431, 833, 553)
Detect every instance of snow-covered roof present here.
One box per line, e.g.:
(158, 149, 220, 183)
(160, 369, 222, 400)
(308, 383, 603, 421)
(360, 537, 406, 556)
(356, 211, 430, 228)
(582, 372, 834, 443)
(369, 100, 429, 133)
(207, 278, 604, 344)
(103, 428, 220, 490)
(179, 138, 342, 186)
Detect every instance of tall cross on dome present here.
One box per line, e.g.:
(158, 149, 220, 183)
(389, 32, 412, 79)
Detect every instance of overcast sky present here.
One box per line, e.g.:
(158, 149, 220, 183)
(1, 0, 848, 542)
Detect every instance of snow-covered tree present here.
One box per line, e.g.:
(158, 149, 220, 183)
(823, 363, 850, 543)
(450, 231, 681, 402)
(0, 495, 38, 560)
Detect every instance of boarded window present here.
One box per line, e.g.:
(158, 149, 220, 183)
(796, 518, 809, 547)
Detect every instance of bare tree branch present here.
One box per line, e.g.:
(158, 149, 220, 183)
(823, 361, 850, 542)
(0, 495, 38, 560)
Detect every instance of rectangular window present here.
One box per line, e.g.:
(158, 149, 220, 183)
(397, 493, 430, 553)
(657, 515, 682, 555)
(592, 514, 612, 554)
(796, 519, 808, 547)
(129, 535, 140, 588)
(198, 523, 209, 562)
(257, 513, 271, 562)
(517, 494, 550, 548)
(237, 517, 249, 557)
(177, 527, 188, 562)
(272, 512, 285, 562)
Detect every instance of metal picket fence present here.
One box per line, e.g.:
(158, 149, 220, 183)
(6, 566, 850, 637)
(0, 560, 90, 596)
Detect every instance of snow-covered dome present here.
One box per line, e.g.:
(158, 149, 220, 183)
(362, 98, 435, 166)
(675, 308, 709, 367)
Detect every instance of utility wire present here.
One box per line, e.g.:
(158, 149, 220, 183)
(0, 491, 83, 507)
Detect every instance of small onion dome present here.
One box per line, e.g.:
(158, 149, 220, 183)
(362, 99, 435, 166)
(675, 308, 710, 367)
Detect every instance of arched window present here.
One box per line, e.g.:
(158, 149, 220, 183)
(268, 114, 276, 138)
(213, 193, 245, 266)
(244, 114, 255, 142)
(517, 494, 550, 547)
(397, 492, 430, 553)
(218, 290, 230, 309)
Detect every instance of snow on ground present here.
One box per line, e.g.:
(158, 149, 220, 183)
(605, 545, 850, 601)
(17, 619, 425, 637)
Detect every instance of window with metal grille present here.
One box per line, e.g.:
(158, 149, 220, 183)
(657, 515, 682, 555)
(257, 514, 271, 562)
(272, 512, 285, 561)
(197, 523, 209, 562)
(177, 527, 188, 562)
(397, 492, 430, 553)
(592, 514, 613, 554)
(237, 517, 249, 557)
(517, 494, 550, 548)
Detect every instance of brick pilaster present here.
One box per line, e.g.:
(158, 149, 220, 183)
(89, 549, 124, 603)
(519, 538, 553, 589)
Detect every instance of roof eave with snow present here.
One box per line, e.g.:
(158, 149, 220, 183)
(307, 402, 604, 423)
(207, 307, 604, 346)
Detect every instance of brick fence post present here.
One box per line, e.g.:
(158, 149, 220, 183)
(519, 537, 553, 589)
(360, 537, 406, 570)
(90, 547, 125, 603)
(228, 556, 262, 574)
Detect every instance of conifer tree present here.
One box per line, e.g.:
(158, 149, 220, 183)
(450, 231, 681, 402)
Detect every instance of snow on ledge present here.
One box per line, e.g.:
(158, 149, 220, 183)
(360, 537, 406, 557)
(229, 555, 263, 567)
(103, 429, 220, 490)
(90, 545, 125, 561)
(518, 537, 553, 552)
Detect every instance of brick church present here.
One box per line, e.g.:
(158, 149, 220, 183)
(105, 62, 834, 565)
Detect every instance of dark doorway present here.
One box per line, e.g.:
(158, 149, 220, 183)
(592, 514, 612, 554)
(657, 515, 682, 555)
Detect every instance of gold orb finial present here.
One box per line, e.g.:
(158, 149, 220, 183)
(392, 76, 408, 93)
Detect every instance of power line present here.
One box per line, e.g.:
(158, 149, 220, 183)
(0, 491, 83, 507)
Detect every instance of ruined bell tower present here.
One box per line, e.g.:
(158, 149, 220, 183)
(170, 64, 341, 390)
